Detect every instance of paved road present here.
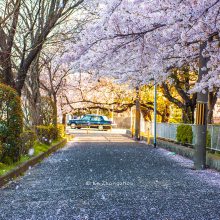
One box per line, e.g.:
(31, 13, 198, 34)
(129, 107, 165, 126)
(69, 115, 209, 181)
(0, 129, 220, 220)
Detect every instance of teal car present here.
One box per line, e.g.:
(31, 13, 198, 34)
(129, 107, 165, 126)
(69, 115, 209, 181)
(68, 114, 112, 130)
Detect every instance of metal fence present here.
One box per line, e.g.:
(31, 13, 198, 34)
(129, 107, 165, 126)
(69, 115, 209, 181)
(147, 123, 220, 152)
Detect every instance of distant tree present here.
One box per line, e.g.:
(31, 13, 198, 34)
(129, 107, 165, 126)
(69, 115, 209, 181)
(161, 67, 218, 124)
(40, 49, 71, 126)
(61, 74, 173, 122)
(161, 67, 197, 123)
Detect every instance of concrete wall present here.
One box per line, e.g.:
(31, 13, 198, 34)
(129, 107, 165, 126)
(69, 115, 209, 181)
(155, 138, 220, 172)
(126, 130, 220, 171)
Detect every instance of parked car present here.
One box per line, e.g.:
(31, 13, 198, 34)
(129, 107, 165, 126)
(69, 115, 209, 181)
(67, 114, 112, 130)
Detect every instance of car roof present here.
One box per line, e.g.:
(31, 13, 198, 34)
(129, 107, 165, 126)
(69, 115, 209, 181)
(84, 114, 102, 117)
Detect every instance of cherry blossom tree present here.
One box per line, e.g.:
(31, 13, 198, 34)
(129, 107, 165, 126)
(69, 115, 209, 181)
(60, 0, 220, 169)
(63, 0, 220, 93)
(40, 48, 71, 126)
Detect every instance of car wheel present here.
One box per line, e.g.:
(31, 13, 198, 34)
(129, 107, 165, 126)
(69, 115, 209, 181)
(70, 123, 76, 129)
(98, 125, 104, 131)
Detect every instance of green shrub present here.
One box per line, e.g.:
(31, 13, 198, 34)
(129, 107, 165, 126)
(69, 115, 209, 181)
(20, 130, 37, 155)
(57, 124, 65, 138)
(1, 156, 13, 165)
(0, 83, 23, 163)
(49, 125, 58, 140)
(36, 125, 58, 145)
(206, 130, 211, 148)
(0, 143, 3, 160)
(176, 124, 193, 144)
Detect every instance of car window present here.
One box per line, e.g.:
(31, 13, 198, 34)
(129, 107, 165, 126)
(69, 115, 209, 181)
(102, 116, 109, 121)
(82, 115, 91, 121)
(91, 116, 101, 121)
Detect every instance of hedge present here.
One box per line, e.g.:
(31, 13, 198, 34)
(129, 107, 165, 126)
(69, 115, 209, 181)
(36, 125, 58, 145)
(0, 143, 2, 160)
(57, 124, 65, 139)
(177, 124, 212, 148)
(176, 124, 193, 145)
(0, 83, 23, 164)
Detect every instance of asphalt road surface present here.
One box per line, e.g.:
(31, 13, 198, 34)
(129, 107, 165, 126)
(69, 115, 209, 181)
(0, 129, 220, 220)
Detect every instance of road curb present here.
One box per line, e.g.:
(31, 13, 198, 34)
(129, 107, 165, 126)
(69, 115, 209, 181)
(0, 138, 67, 188)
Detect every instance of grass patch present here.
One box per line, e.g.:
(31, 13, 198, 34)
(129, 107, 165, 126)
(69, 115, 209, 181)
(33, 142, 50, 156)
(0, 139, 64, 176)
(0, 155, 30, 176)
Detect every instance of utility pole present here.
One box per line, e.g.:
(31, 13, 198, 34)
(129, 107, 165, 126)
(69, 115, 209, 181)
(135, 86, 141, 141)
(194, 41, 209, 170)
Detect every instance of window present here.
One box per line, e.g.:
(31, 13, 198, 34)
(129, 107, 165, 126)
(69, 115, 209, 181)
(91, 116, 101, 122)
(82, 115, 91, 121)
(102, 116, 109, 121)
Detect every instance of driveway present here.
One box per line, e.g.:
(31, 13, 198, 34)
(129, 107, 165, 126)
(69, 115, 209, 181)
(0, 129, 220, 219)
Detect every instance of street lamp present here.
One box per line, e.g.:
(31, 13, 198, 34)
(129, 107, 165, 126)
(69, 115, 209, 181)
(149, 77, 157, 147)
(153, 80, 157, 148)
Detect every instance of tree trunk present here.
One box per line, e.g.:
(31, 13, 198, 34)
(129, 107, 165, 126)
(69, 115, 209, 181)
(62, 113, 67, 131)
(182, 105, 194, 124)
(135, 87, 140, 141)
(26, 56, 42, 127)
(0, 0, 21, 90)
(161, 104, 170, 122)
(52, 93, 58, 127)
(2, 60, 16, 89)
(190, 105, 195, 124)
